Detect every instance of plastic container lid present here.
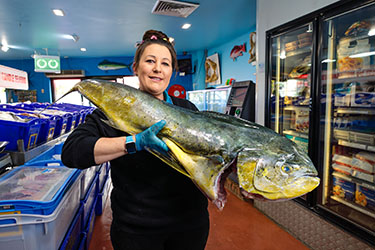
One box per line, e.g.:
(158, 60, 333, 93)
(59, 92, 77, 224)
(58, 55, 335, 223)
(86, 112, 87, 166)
(0, 166, 79, 215)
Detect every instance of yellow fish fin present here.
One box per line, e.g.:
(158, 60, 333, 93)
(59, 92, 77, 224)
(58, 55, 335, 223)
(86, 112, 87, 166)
(147, 147, 192, 179)
(163, 138, 225, 201)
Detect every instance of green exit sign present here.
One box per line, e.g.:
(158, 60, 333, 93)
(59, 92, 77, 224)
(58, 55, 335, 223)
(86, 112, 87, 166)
(34, 55, 61, 73)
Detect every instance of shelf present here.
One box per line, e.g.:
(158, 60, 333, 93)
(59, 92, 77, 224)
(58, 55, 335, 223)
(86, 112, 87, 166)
(322, 70, 375, 84)
(283, 130, 309, 139)
(330, 195, 375, 219)
(286, 47, 311, 58)
(338, 139, 372, 151)
(334, 129, 375, 146)
(284, 105, 309, 111)
(332, 172, 375, 188)
(336, 107, 375, 115)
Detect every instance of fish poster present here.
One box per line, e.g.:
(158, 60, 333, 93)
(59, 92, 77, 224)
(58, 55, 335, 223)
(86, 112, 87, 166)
(205, 53, 221, 86)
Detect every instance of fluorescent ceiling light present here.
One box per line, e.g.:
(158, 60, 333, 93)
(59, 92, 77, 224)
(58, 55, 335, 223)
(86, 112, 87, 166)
(71, 34, 79, 42)
(52, 9, 65, 16)
(1, 45, 9, 52)
(368, 28, 375, 36)
(182, 23, 191, 29)
(80, 48, 86, 52)
(62, 34, 79, 42)
(349, 51, 375, 58)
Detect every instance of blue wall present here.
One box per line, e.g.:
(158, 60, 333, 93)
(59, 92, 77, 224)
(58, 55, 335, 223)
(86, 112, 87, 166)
(0, 29, 256, 102)
(0, 55, 192, 103)
(190, 28, 257, 90)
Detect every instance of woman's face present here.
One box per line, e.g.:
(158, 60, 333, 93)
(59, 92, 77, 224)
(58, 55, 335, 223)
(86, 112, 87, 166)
(133, 44, 173, 100)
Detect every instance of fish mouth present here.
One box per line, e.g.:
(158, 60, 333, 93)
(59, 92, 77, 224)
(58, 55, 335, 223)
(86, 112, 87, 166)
(214, 155, 320, 203)
(241, 174, 320, 201)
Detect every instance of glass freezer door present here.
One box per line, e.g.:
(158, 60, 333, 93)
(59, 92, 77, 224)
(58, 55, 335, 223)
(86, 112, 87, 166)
(270, 24, 313, 156)
(319, 2, 375, 234)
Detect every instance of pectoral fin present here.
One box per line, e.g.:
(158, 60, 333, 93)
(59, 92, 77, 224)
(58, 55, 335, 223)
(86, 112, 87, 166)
(163, 138, 225, 201)
(147, 147, 192, 179)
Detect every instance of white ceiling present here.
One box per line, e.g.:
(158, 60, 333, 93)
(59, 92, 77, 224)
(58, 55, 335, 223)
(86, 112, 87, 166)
(0, 0, 256, 60)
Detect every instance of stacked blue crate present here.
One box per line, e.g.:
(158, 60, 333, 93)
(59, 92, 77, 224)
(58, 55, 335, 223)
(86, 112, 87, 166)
(0, 113, 41, 151)
(95, 162, 111, 215)
(59, 205, 83, 250)
(0, 165, 81, 250)
(21, 141, 99, 250)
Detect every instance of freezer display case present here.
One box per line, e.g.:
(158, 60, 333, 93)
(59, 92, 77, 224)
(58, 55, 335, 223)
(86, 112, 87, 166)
(268, 23, 313, 157)
(187, 87, 231, 113)
(265, 0, 375, 245)
(319, 2, 375, 236)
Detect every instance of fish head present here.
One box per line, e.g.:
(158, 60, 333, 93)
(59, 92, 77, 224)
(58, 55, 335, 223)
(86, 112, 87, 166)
(237, 135, 320, 201)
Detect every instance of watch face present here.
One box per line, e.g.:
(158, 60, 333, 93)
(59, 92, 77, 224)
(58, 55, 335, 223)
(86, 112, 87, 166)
(126, 142, 137, 154)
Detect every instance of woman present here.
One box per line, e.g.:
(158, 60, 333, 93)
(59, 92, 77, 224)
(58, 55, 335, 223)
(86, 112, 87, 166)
(62, 30, 209, 250)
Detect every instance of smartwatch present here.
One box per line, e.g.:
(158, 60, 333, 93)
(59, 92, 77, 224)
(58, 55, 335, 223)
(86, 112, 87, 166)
(125, 136, 137, 154)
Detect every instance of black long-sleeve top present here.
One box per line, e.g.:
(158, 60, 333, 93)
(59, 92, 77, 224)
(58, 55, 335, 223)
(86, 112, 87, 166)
(61, 96, 209, 234)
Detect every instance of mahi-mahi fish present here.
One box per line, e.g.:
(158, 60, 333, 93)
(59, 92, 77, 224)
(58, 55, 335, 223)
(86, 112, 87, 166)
(61, 79, 320, 209)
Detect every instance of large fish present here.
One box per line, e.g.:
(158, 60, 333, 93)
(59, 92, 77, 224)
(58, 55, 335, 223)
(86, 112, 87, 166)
(62, 79, 320, 209)
(97, 60, 132, 71)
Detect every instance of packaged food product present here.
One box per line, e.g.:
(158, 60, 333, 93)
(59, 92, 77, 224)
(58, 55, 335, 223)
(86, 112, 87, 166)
(332, 154, 353, 175)
(352, 151, 375, 174)
(355, 183, 375, 211)
(285, 41, 298, 52)
(332, 163, 353, 175)
(295, 109, 309, 133)
(332, 175, 355, 201)
(352, 170, 374, 183)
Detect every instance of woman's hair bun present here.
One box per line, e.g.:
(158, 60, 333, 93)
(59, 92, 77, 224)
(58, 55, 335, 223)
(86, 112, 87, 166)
(142, 30, 169, 41)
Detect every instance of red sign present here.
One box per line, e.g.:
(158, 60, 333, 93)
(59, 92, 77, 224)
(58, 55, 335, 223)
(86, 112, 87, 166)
(0, 65, 28, 90)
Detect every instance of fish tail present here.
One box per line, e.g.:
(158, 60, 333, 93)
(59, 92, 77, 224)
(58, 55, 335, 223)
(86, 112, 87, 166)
(36, 84, 79, 117)
(127, 62, 133, 72)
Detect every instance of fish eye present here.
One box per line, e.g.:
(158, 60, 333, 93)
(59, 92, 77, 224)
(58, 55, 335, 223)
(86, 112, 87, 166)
(282, 165, 291, 173)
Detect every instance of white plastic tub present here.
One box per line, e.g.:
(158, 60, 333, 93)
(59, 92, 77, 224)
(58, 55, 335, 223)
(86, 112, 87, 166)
(0, 175, 81, 250)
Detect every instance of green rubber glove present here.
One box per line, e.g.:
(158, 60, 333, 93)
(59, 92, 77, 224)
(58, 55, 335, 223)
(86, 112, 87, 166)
(135, 120, 169, 152)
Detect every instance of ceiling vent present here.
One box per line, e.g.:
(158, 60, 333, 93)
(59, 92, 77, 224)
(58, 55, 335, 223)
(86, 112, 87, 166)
(45, 69, 85, 78)
(151, 0, 199, 18)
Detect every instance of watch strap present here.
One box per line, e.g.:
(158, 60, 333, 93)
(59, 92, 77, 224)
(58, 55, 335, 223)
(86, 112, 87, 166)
(125, 136, 137, 154)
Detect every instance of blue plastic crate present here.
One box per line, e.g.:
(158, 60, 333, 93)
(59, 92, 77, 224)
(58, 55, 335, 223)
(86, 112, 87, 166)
(0, 108, 57, 146)
(80, 174, 98, 230)
(65, 112, 79, 132)
(95, 175, 111, 215)
(78, 232, 87, 250)
(37, 115, 58, 145)
(0, 166, 80, 215)
(96, 164, 107, 191)
(53, 114, 69, 138)
(59, 204, 83, 250)
(0, 174, 81, 250)
(0, 116, 41, 151)
(26, 143, 64, 165)
(83, 197, 97, 250)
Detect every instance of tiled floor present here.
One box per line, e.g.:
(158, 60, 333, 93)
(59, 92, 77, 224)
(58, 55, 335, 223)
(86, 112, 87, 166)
(88, 189, 309, 250)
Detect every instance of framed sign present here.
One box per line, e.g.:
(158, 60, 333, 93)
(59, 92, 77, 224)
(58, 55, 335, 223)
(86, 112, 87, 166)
(0, 64, 28, 90)
(205, 53, 221, 86)
(34, 55, 61, 73)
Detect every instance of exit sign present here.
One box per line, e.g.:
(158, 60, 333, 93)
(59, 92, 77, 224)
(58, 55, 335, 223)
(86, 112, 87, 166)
(34, 55, 61, 73)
